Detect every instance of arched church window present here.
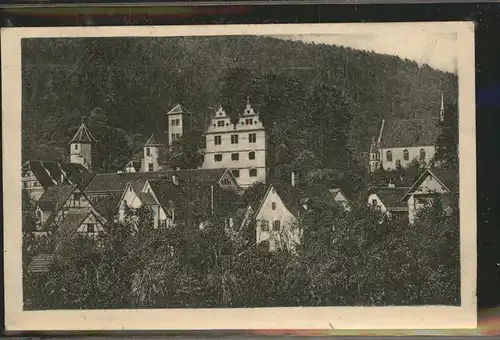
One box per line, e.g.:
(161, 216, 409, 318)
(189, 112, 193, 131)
(403, 149, 409, 161)
(420, 149, 426, 160)
(386, 150, 392, 162)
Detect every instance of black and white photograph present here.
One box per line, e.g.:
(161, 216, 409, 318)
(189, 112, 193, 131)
(3, 23, 476, 330)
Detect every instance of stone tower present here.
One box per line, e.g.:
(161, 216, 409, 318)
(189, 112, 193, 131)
(69, 122, 97, 171)
(143, 132, 163, 172)
(166, 104, 192, 146)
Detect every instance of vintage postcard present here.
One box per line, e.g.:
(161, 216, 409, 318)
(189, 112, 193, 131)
(2, 22, 476, 331)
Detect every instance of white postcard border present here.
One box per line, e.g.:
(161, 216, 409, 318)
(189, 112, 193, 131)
(2, 22, 476, 331)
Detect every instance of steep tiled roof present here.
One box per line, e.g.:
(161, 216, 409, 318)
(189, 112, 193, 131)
(369, 187, 409, 209)
(137, 192, 157, 206)
(57, 209, 91, 242)
(144, 133, 162, 146)
(93, 193, 121, 218)
(428, 168, 459, 193)
(85, 168, 229, 194)
(167, 104, 192, 115)
(69, 123, 97, 143)
(27, 253, 58, 273)
(403, 168, 459, 200)
(269, 182, 340, 216)
(38, 185, 77, 211)
(22, 160, 89, 189)
(147, 179, 240, 219)
(380, 118, 440, 148)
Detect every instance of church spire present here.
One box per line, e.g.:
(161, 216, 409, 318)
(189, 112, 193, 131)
(439, 92, 445, 122)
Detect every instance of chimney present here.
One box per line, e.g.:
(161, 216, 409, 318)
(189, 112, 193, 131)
(388, 177, 395, 188)
(172, 172, 179, 186)
(291, 171, 297, 188)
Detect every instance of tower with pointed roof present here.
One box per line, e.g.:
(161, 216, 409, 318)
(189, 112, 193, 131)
(166, 104, 192, 146)
(142, 132, 163, 172)
(69, 122, 97, 171)
(202, 97, 267, 187)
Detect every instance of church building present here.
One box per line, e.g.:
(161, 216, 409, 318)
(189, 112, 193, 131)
(202, 98, 267, 188)
(369, 94, 445, 172)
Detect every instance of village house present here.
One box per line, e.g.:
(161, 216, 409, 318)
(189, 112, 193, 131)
(402, 168, 458, 224)
(369, 94, 444, 172)
(254, 172, 344, 252)
(202, 98, 267, 188)
(85, 167, 238, 201)
(34, 184, 106, 237)
(21, 160, 90, 201)
(367, 184, 410, 220)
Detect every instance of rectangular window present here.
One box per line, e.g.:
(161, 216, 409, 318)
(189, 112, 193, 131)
(231, 153, 239, 161)
(272, 202, 276, 210)
(148, 163, 154, 172)
(214, 154, 223, 162)
(232, 169, 240, 177)
(171, 119, 180, 126)
(146, 148, 151, 156)
(231, 134, 239, 144)
(395, 159, 401, 167)
(217, 120, 225, 127)
(249, 151, 255, 160)
(272, 220, 281, 231)
(87, 223, 95, 233)
(249, 133, 256, 143)
(372, 199, 377, 206)
(214, 135, 222, 145)
(74, 144, 78, 150)
(249, 169, 257, 177)
(245, 118, 253, 125)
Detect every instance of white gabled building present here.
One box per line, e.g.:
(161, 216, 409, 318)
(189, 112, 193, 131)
(202, 98, 266, 188)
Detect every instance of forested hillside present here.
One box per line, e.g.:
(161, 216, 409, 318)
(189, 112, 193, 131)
(22, 36, 458, 178)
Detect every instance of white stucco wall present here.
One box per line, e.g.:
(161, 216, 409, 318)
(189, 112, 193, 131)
(255, 186, 300, 251)
(203, 106, 266, 187)
(379, 145, 435, 170)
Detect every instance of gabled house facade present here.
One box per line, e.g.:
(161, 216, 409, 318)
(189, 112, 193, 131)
(254, 174, 342, 252)
(328, 188, 350, 211)
(35, 184, 105, 237)
(367, 185, 410, 220)
(402, 168, 458, 224)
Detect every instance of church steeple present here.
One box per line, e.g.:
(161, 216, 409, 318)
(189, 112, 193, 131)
(69, 122, 97, 171)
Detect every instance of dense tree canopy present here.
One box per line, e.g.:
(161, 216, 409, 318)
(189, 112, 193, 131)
(22, 36, 457, 175)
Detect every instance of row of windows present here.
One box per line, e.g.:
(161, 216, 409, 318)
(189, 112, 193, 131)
(214, 133, 257, 145)
(214, 151, 256, 162)
(231, 168, 258, 178)
(260, 220, 281, 232)
(385, 149, 427, 162)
